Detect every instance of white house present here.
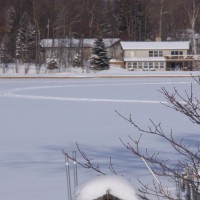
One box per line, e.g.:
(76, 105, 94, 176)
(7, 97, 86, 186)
(120, 41, 197, 71)
(40, 38, 120, 66)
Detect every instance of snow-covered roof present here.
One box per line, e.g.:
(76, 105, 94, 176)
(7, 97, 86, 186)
(124, 57, 166, 62)
(120, 41, 190, 50)
(75, 175, 138, 200)
(40, 38, 120, 48)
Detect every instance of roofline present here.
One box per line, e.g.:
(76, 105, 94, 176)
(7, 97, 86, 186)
(40, 38, 120, 48)
(120, 41, 190, 50)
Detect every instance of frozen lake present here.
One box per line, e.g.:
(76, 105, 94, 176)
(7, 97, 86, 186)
(0, 77, 199, 200)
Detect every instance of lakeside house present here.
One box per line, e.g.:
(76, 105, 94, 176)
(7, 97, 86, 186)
(120, 41, 200, 71)
(40, 38, 200, 71)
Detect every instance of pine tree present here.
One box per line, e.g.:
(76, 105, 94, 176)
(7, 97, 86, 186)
(1, 6, 16, 63)
(26, 23, 36, 62)
(73, 49, 82, 67)
(16, 12, 36, 63)
(90, 37, 110, 71)
(16, 12, 29, 62)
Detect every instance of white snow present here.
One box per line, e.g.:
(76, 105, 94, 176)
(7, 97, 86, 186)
(75, 175, 138, 200)
(120, 41, 190, 50)
(0, 64, 200, 78)
(0, 66, 200, 200)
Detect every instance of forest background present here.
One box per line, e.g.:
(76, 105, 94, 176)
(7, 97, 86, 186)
(1, 0, 200, 65)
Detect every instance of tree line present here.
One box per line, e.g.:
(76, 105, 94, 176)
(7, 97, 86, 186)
(0, 0, 200, 64)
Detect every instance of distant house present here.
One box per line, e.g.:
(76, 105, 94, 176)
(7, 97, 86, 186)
(120, 41, 199, 71)
(40, 38, 120, 66)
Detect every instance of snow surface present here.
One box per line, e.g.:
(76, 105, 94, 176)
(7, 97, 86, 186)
(75, 175, 138, 200)
(0, 66, 200, 200)
(0, 64, 200, 77)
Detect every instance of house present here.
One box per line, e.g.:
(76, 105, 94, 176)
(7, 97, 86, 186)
(120, 41, 200, 71)
(40, 38, 121, 66)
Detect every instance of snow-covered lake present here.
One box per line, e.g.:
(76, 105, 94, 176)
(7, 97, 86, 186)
(0, 76, 199, 200)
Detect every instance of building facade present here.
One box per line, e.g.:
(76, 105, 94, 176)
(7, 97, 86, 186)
(120, 41, 194, 71)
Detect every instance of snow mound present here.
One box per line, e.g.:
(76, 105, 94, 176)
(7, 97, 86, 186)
(75, 175, 138, 200)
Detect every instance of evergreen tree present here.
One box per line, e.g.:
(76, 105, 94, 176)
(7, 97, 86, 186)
(1, 6, 16, 63)
(16, 12, 36, 63)
(16, 12, 29, 62)
(26, 23, 36, 62)
(73, 49, 82, 67)
(90, 37, 110, 71)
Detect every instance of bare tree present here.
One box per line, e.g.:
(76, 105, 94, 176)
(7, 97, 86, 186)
(32, 0, 41, 73)
(184, 0, 200, 55)
(158, 0, 164, 40)
(65, 76, 200, 200)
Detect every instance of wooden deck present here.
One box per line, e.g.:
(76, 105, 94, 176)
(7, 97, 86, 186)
(165, 55, 200, 62)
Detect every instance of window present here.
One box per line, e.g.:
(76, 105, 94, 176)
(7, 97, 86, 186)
(160, 62, 165, 68)
(149, 51, 163, 57)
(149, 62, 153, 69)
(155, 62, 159, 68)
(144, 62, 148, 69)
(138, 62, 143, 69)
(149, 51, 153, 57)
(154, 51, 158, 57)
(171, 51, 183, 55)
(127, 62, 132, 68)
(133, 62, 137, 69)
(159, 51, 163, 57)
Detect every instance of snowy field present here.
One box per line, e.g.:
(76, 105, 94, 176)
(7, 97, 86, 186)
(0, 74, 200, 200)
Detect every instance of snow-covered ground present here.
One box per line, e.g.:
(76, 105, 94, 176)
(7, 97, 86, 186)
(0, 67, 200, 200)
(1, 64, 200, 77)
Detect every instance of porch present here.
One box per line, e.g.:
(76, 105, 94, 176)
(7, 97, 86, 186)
(165, 55, 200, 71)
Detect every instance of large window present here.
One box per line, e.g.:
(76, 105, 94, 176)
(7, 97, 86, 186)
(171, 51, 183, 55)
(133, 62, 137, 69)
(149, 51, 163, 57)
(144, 62, 148, 69)
(160, 62, 165, 68)
(126, 61, 165, 71)
(149, 51, 153, 57)
(159, 51, 163, 57)
(155, 62, 159, 69)
(154, 51, 158, 57)
(127, 62, 132, 69)
(149, 62, 153, 69)
(138, 62, 143, 69)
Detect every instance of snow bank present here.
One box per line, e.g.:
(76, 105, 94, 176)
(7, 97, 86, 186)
(75, 175, 138, 200)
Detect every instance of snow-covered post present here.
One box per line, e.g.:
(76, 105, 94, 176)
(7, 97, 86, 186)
(190, 183, 194, 200)
(175, 172, 181, 199)
(64, 153, 72, 200)
(73, 151, 78, 188)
